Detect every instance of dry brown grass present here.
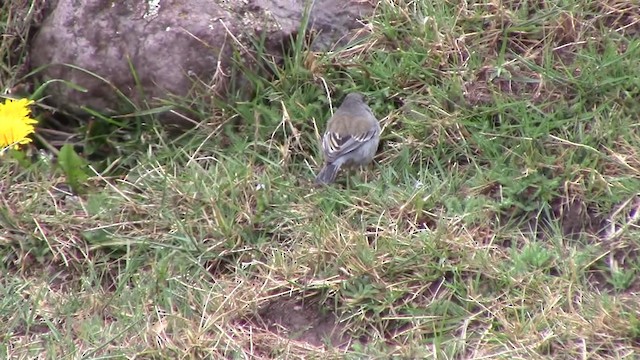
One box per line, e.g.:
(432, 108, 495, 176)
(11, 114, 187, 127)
(1, 0, 640, 358)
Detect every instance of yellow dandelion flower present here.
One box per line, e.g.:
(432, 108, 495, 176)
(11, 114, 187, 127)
(0, 98, 38, 149)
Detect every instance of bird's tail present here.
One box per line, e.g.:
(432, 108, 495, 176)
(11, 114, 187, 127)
(315, 163, 340, 184)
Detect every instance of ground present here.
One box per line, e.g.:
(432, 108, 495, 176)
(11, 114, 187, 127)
(1, 0, 640, 359)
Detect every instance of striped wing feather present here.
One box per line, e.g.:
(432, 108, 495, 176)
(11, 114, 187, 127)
(322, 128, 377, 164)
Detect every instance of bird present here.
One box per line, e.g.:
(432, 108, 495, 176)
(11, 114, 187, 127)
(315, 92, 381, 184)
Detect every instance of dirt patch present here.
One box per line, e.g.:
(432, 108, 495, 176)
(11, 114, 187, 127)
(573, 195, 640, 293)
(551, 196, 605, 240)
(463, 65, 546, 106)
(246, 295, 349, 348)
(589, 1, 640, 37)
(585, 247, 640, 294)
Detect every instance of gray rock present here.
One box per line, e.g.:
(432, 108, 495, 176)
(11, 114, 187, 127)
(30, 0, 374, 125)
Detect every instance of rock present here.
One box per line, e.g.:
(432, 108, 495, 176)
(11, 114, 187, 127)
(29, 0, 374, 126)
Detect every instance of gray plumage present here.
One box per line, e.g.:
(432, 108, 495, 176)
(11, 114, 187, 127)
(315, 92, 381, 184)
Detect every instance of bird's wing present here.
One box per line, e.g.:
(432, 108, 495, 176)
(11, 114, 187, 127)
(322, 128, 378, 164)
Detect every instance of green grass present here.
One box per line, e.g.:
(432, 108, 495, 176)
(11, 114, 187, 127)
(2, 0, 640, 358)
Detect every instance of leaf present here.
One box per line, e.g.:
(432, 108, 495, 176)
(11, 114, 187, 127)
(8, 148, 31, 168)
(82, 228, 110, 245)
(58, 144, 90, 193)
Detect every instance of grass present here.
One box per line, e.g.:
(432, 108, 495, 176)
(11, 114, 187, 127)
(2, 0, 640, 358)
